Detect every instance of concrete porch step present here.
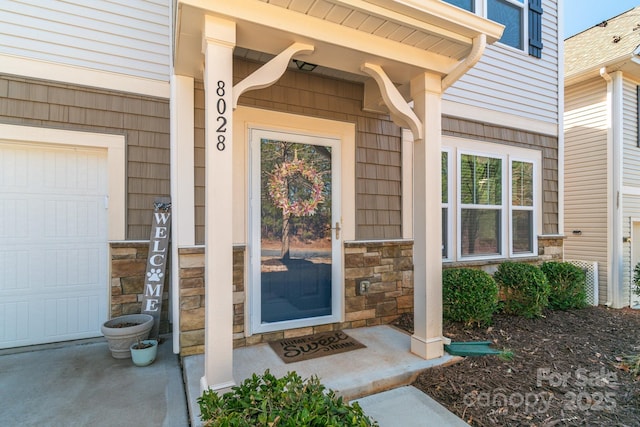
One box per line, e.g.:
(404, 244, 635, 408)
(183, 325, 469, 426)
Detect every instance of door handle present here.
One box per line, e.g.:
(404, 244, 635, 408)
(332, 222, 341, 240)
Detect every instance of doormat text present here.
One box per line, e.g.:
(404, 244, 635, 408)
(268, 331, 366, 364)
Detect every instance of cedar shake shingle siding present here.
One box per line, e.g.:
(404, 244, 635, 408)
(443, 116, 559, 235)
(193, 58, 404, 244)
(0, 75, 170, 239)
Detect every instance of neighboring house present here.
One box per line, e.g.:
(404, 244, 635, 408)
(565, 6, 640, 309)
(0, 0, 561, 392)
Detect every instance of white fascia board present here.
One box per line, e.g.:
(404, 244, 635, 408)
(1, 53, 170, 99)
(565, 53, 635, 87)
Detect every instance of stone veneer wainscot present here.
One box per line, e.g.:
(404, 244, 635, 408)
(177, 241, 414, 356)
(109, 242, 170, 334)
(175, 236, 564, 356)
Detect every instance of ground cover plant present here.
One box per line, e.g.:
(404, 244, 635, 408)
(395, 306, 640, 426)
(198, 370, 378, 427)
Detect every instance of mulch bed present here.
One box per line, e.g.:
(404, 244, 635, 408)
(395, 307, 640, 426)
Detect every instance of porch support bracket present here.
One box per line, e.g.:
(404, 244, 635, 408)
(232, 42, 315, 109)
(361, 63, 423, 140)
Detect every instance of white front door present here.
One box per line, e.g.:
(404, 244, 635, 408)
(249, 129, 342, 334)
(0, 142, 109, 348)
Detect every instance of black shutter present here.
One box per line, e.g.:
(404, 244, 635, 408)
(528, 0, 543, 58)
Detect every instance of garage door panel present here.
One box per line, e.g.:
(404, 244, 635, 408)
(0, 143, 108, 348)
(44, 294, 101, 337)
(1, 290, 104, 348)
(0, 250, 29, 292)
(0, 301, 29, 343)
(0, 199, 29, 239)
(2, 198, 104, 242)
(44, 198, 103, 239)
(1, 244, 105, 292)
(43, 149, 106, 193)
(45, 246, 104, 288)
(0, 145, 28, 188)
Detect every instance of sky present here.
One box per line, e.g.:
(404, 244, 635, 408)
(564, 0, 640, 38)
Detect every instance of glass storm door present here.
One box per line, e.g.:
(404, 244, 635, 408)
(250, 129, 341, 333)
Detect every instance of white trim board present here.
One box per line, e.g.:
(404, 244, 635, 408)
(1, 54, 169, 99)
(442, 100, 558, 137)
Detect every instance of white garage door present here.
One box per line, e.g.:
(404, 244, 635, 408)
(0, 142, 109, 348)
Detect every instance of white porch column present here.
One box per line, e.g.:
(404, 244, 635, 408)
(201, 16, 236, 392)
(410, 72, 444, 359)
(170, 74, 195, 354)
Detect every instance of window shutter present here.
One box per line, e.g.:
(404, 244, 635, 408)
(528, 0, 543, 58)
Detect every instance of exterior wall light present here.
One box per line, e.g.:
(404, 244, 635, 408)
(293, 59, 317, 71)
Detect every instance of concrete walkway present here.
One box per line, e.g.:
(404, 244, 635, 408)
(0, 326, 470, 426)
(184, 325, 470, 426)
(0, 336, 188, 427)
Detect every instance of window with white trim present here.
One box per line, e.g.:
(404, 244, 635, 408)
(442, 150, 451, 259)
(488, 0, 524, 50)
(442, 138, 540, 261)
(459, 153, 504, 257)
(511, 160, 535, 254)
(442, 0, 543, 57)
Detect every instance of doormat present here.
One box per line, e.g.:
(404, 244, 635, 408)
(269, 331, 366, 364)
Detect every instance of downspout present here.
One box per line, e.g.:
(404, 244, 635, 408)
(169, 77, 180, 354)
(600, 68, 623, 308)
(442, 34, 486, 91)
(631, 45, 640, 66)
(169, 0, 180, 355)
(611, 70, 625, 309)
(558, 0, 565, 257)
(436, 33, 485, 347)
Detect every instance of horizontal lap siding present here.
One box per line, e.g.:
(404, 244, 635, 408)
(0, 75, 170, 239)
(0, 0, 170, 81)
(564, 78, 609, 303)
(623, 79, 640, 186)
(443, 0, 558, 124)
(623, 78, 640, 305)
(193, 58, 403, 244)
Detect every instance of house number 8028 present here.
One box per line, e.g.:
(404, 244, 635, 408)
(215, 80, 227, 151)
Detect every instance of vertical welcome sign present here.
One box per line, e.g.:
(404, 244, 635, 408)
(142, 197, 171, 339)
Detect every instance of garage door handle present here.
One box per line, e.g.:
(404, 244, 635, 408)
(104, 196, 109, 209)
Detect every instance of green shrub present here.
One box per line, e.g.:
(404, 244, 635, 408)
(494, 262, 550, 318)
(442, 268, 498, 326)
(198, 370, 378, 427)
(541, 261, 587, 310)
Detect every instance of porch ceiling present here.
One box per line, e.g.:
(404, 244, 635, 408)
(175, 0, 503, 86)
